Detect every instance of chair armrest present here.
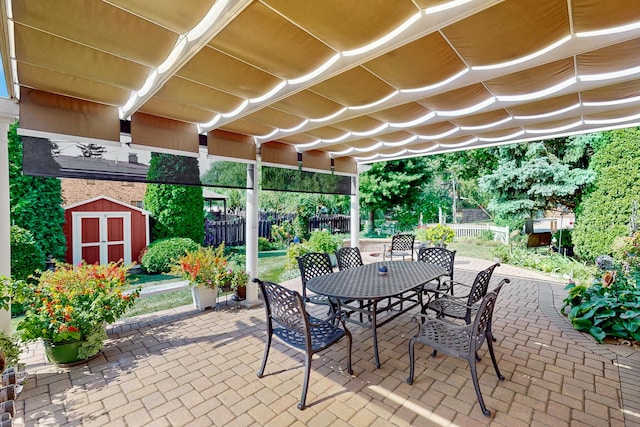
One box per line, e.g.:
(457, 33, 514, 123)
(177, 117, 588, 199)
(311, 309, 351, 328)
(434, 297, 478, 311)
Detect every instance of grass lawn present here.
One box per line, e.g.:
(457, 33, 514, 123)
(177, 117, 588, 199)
(448, 241, 501, 261)
(119, 241, 499, 319)
(10, 241, 502, 329)
(129, 273, 181, 287)
(123, 288, 193, 318)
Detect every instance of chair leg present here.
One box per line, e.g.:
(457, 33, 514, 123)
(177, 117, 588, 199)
(406, 338, 416, 384)
(468, 357, 491, 417)
(257, 332, 272, 378)
(486, 332, 505, 381)
(298, 351, 313, 410)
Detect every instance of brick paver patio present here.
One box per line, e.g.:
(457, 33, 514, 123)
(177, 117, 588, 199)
(11, 256, 640, 426)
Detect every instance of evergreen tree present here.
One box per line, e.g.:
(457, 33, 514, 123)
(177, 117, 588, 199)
(478, 138, 595, 228)
(359, 157, 430, 232)
(8, 123, 66, 259)
(144, 153, 205, 244)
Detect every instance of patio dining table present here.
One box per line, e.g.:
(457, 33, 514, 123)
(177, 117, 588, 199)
(307, 261, 446, 368)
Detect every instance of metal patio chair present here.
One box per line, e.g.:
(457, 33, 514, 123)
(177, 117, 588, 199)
(254, 278, 353, 410)
(296, 252, 334, 311)
(422, 263, 500, 325)
(335, 246, 363, 271)
(416, 247, 456, 294)
(388, 233, 415, 261)
(407, 281, 507, 417)
(335, 246, 366, 322)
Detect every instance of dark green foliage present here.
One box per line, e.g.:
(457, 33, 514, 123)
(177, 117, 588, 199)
(262, 166, 352, 195)
(258, 237, 274, 251)
(572, 128, 640, 261)
(307, 230, 342, 253)
(144, 153, 205, 244)
(10, 225, 45, 281)
(554, 229, 572, 247)
(201, 160, 248, 189)
(360, 158, 431, 231)
(141, 237, 200, 273)
(8, 123, 66, 258)
(479, 139, 595, 228)
(11, 225, 45, 316)
(292, 196, 318, 240)
(563, 265, 640, 343)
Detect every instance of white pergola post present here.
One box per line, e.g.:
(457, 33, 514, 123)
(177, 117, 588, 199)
(350, 174, 360, 249)
(243, 163, 260, 307)
(0, 100, 18, 335)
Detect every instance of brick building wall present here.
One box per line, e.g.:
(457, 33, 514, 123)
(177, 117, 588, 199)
(61, 178, 147, 208)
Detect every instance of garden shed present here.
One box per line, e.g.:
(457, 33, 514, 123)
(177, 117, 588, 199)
(63, 195, 150, 266)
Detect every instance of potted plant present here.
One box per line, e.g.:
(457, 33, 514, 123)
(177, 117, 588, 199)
(0, 277, 25, 369)
(227, 269, 249, 301)
(13, 261, 141, 365)
(171, 244, 228, 311)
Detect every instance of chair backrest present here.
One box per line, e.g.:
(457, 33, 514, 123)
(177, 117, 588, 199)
(466, 263, 500, 306)
(255, 278, 309, 335)
(297, 252, 333, 298)
(391, 233, 415, 251)
(471, 278, 508, 341)
(335, 247, 363, 271)
(391, 233, 415, 260)
(471, 288, 498, 347)
(417, 247, 456, 280)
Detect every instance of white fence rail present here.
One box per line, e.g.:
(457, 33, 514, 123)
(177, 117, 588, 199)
(426, 223, 510, 245)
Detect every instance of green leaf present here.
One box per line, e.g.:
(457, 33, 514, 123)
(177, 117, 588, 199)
(588, 326, 606, 343)
(571, 318, 593, 331)
(620, 310, 640, 319)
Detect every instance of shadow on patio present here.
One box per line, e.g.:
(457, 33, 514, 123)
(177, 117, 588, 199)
(12, 258, 639, 426)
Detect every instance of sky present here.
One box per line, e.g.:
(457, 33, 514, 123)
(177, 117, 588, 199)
(0, 58, 8, 98)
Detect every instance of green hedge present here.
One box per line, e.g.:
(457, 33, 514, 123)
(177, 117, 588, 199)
(141, 237, 200, 273)
(572, 128, 640, 261)
(10, 225, 45, 281)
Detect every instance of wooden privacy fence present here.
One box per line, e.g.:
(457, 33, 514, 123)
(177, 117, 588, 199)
(204, 214, 349, 247)
(426, 223, 510, 245)
(204, 218, 245, 247)
(308, 215, 350, 234)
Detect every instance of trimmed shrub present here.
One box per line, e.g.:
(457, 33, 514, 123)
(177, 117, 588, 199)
(10, 225, 45, 281)
(416, 224, 455, 245)
(258, 237, 274, 251)
(8, 123, 66, 258)
(572, 128, 640, 261)
(141, 237, 200, 273)
(11, 225, 46, 316)
(144, 153, 205, 244)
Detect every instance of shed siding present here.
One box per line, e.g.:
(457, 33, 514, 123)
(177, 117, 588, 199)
(64, 197, 148, 265)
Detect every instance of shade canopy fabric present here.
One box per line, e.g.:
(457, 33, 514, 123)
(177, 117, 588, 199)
(2, 0, 640, 168)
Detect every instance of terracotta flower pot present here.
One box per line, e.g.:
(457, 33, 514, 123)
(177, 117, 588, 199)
(234, 285, 246, 301)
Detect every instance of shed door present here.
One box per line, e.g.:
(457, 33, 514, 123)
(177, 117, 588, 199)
(72, 212, 131, 265)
